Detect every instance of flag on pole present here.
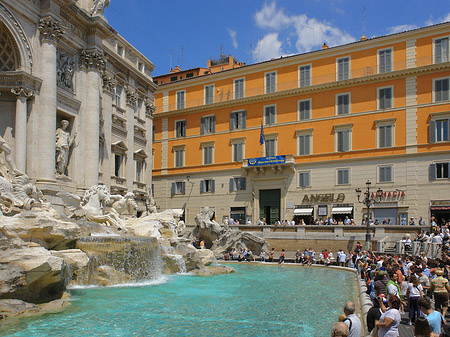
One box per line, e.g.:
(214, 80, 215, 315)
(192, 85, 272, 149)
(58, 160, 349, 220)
(259, 121, 264, 145)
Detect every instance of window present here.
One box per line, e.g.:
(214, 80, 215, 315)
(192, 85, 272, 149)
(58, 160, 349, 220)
(430, 119, 450, 143)
(335, 126, 351, 152)
(435, 38, 449, 64)
(299, 171, 310, 187)
(170, 76, 177, 82)
(114, 153, 123, 177)
(336, 93, 350, 115)
(378, 48, 392, 73)
(265, 71, 276, 93)
(298, 134, 311, 156)
(175, 120, 186, 137)
(138, 62, 144, 72)
(434, 78, 449, 102)
(135, 160, 143, 182)
(202, 143, 214, 165)
(337, 168, 349, 185)
(299, 65, 311, 87)
(379, 165, 392, 182)
(176, 90, 185, 109)
(230, 111, 246, 130)
(116, 45, 123, 56)
(234, 78, 245, 99)
(205, 84, 214, 104)
(115, 85, 123, 107)
(136, 98, 143, 116)
(298, 99, 311, 120)
(200, 115, 216, 134)
(378, 87, 393, 109)
(174, 146, 185, 168)
(200, 179, 215, 193)
(265, 138, 276, 156)
(229, 177, 246, 191)
(378, 124, 393, 148)
(429, 162, 450, 180)
(171, 181, 185, 195)
(264, 105, 276, 125)
(232, 141, 244, 162)
(186, 72, 194, 78)
(337, 57, 350, 81)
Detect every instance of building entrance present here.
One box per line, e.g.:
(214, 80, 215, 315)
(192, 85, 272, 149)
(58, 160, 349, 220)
(259, 189, 281, 225)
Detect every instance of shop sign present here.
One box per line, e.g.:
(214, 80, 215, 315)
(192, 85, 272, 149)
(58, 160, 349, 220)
(247, 155, 286, 166)
(302, 193, 345, 204)
(370, 190, 405, 199)
(431, 200, 450, 206)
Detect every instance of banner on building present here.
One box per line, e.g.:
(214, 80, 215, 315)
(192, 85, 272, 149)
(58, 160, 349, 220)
(247, 155, 286, 166)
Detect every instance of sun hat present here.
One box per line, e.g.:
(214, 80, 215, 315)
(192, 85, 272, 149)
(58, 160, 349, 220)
(436, 268, 444, 275)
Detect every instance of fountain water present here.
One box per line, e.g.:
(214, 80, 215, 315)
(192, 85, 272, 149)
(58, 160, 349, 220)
(164, 254, 187, 274)
(74, 236, 163, 286)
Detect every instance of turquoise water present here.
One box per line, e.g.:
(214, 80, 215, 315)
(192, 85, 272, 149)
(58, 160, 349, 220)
(0, 264, 357, 336)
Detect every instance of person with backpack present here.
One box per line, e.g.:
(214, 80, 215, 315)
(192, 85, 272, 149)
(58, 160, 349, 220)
(343, 301, 362, 337)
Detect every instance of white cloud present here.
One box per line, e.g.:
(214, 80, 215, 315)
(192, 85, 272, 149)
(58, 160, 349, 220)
(387, 24, 418, 35)
(252, 2, 355, 61)
(253, 33, 283, 62)
(228, 28, 238, 49)
(425, 11, 450, 26)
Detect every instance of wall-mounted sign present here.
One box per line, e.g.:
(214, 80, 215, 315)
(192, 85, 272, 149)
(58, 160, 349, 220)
(370, 190, 406, 199)
(302, 193, 345, 204)
(247, 155, 286, 166)
(431, 200, 450, 206)
(318, 205, 328, 216)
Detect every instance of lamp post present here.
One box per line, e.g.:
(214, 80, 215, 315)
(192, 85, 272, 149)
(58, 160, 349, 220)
(355, 180, 383, 251)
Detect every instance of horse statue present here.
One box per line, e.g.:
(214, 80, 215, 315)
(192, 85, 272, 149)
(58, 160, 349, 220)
(57, 185, 124, 230)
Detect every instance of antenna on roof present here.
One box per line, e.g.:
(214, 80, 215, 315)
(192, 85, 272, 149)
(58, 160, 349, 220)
(245, 43, 253, 65)
(181, 45, 184, 70)
(363, 6, 366, 36)
(220, 43, 224, 56)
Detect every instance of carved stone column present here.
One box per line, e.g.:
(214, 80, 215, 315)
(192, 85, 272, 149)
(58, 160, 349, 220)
(38, 17, 64, 182)
(80, 49, 106, 187)
(11, 87, 34, 172)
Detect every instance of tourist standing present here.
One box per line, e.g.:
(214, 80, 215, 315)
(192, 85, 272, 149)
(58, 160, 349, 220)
(430, 268, 450, 319)
(418, 297, 444, 335)
(407, 274, 424, 325)
(269, 248, 275, 262)
(342, 301, 362, 337)
(375, 294, 401, 336)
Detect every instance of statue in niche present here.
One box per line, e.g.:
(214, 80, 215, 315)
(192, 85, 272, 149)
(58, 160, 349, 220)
(55, 120, 76, 176)
(57, 52, 75, 91)
(91, 0, 110, 16)
(0, 135, 23, 178)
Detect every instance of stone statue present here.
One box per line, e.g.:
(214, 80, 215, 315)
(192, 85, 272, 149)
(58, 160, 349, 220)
(57, 52, 75, 91)
(91, 0, 110, 16)
(110, 192, 137, 217)
(0, 135, 23, 178)
(55, 120, 76, 176)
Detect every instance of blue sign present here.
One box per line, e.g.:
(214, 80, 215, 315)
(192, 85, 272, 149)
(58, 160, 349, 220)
(247, 155, 286, 166)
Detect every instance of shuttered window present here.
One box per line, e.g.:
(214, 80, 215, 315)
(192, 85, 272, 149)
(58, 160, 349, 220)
(435, 38, 449, 64)
(230, 111, 246, 130)
(298, 134, 311, 155)
(265, 72, 276, 93)
(435, 79, 449, 102)
(264, 105, 276, 125)
(337, 94, 350, 115)
(171, 181, 185, 195)
(337, 57, 350, 81)
(378, 125, 393, 148)
(200, 116, 216, 134)
(203, 145, 214, 165)
(379, 49, 392, 73)
(299, 65, 311, 87)
(379, 87, 392, 109)
(229, 177, 246, 191)
(337, 130, 350, 152)
(234, 79, 244, 99)
(205, 84, 214, 104)
(337, 169, 349, 185)
(232, 142, 244, 162)
(176, 91, 185, 109)
(175, 120, 186, 137)
(299, 171, 310, 187)
(265, 139, 276, 156)
(200, 179, 215, 193)
(379, 166, 392, 182)
(298, 100, 311, 120)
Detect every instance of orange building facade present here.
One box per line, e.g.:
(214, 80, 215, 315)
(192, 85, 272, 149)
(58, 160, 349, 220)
(152, 23, 450, 226)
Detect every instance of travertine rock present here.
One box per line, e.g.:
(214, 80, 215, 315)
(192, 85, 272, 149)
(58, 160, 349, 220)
(196, 249, 215, 266)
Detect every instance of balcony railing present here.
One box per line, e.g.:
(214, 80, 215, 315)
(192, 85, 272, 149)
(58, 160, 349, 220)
(156, 55, 443, 113)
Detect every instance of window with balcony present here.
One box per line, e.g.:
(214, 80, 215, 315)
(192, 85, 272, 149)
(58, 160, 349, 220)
(171, 181, 185, 195)
(434, 78, 449, 102)
(429, 162, 450, 180)
(175, 120, 186, 138)
(298, 99, 311, 120)
(429, 119, 450, 143)
(336, 93, 350, 115)
(264, 105, 276, 125)
(298, 171, 310, 187)
(435, 37, 449, 64)
(204, 84, 214, 104)
(229, 177, 246, 191)
(378, 87, 393, 109)
(337, 57, 350, 81)
(200, 179, 215, 193)
(378, 48, 392, 73)
(230, 111, 246, 130)
(337, 168, 350, 185)
(176, 90, 185, 109)
(265, 71, 276, 93)
(379, 165, 393, 182)
(200, 115, 216, 134)
(299, 65, 311, 87)
(234, 78, 245, 99)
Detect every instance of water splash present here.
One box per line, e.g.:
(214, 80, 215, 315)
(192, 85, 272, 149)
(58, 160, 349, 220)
(165, 254, 187, 274)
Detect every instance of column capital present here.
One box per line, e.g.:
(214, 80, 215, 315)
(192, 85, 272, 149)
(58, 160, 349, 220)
(102, 73, 117, 94)
(39, 17, 65, 43)
(80, 49, 106, 72)
(145, 100, 156, 118)
(126, 89, 138, 106)
(11, 86, 34, 98)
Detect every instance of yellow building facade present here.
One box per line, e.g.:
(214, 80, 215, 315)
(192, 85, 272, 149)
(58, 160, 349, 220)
(152, 23, 450, 226)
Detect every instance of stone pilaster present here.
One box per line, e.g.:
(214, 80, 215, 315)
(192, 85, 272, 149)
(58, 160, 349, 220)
(145, 100, 155, 190)
(80, 49, 106, 188)
(11, 87, 34, 173)
(38, 17, 65, 182)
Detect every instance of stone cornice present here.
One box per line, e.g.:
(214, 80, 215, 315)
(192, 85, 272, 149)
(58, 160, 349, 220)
(0, 71, 42, 92)
(79, 49, 106, 71)
(11, 86, 34, 98)
(39, 17, 65, 43)
(153, 62, 450, 119)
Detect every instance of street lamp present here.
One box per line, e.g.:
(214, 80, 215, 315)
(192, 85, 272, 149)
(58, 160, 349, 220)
(355, 180, 383, 251)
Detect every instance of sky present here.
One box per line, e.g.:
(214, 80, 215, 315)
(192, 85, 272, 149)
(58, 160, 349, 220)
(104, 0, 450, 76)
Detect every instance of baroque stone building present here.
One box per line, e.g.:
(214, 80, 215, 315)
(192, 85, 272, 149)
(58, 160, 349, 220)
(0, 0, 156, 212)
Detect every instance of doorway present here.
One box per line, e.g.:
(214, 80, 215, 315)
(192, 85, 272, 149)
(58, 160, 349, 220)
(259, 189, 281, 225)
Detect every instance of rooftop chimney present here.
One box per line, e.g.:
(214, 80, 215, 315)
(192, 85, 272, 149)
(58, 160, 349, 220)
(321, 42, 328, 50)
(361, 34, 367, 41)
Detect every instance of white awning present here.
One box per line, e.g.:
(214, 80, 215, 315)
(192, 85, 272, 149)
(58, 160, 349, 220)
(293, 208, 313, 215)
(331, 207, 353, 214)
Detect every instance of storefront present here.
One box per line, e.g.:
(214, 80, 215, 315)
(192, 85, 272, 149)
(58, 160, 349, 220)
(293, 206, 314, 224)
(430, 200, 450, 225)
(331, 205, 354, 224)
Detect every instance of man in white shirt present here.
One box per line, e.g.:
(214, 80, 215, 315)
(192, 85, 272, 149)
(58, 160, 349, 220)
(343, 301, 362, 337)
